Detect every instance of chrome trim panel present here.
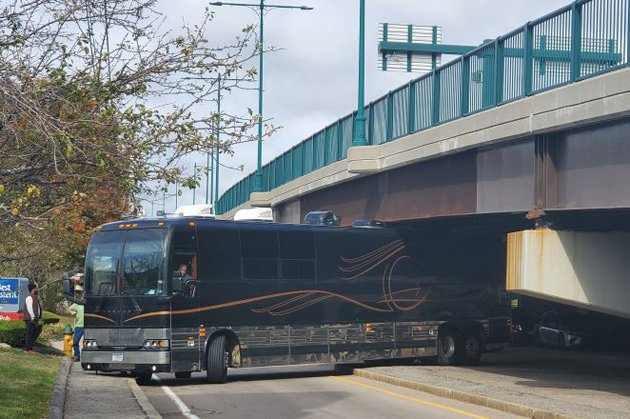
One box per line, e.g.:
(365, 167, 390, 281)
(209, 321, 441, 368)
(84, 328, 169, 348)
(81, 350, 169, 365)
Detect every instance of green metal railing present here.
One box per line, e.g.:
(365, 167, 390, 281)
(217, 0, 629, 214)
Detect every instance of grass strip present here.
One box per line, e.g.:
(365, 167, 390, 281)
(0, 347, 62, 419)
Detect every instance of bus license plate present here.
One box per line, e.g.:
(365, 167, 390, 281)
(112, 352, 124, 362)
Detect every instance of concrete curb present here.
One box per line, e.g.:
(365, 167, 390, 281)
(46, 357, 71, 419)
(353, 369, 575, 419)
(127, 377, 163, 419)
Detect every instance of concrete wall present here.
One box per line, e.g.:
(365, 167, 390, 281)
(507, 229, 630, 319)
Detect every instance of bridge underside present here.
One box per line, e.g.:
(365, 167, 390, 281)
(507, 229, 630, 320)
(274, 116, 630, 226)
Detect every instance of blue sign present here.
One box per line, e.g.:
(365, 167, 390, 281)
(0, 278, 19, 305)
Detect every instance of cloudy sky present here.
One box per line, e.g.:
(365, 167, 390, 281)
(155, 0, 570, 214)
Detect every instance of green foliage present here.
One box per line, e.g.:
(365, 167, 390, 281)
(39, 315, 73, 343)
(0, 321, 26, 347)
(41, 311, 61, 325)
(0, 312, 61, 347)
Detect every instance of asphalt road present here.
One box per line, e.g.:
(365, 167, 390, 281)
(141, 366, 521, 419)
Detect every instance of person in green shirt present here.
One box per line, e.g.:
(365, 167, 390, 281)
(69, 283, 85, 362)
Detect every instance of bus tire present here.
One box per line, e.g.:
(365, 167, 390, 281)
(206, 335, 228, 384)
(437, 329, 460, 365)
(134, 373, 152, 385)
(175, 372, 192, 379)
(461, 333, 482, 365)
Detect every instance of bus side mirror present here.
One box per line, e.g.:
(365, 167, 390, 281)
(62, 274, 74, 295)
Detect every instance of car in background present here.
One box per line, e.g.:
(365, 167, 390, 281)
(532, 311, 587, 348)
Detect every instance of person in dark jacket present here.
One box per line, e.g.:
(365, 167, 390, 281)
(24, 282, 42, 352)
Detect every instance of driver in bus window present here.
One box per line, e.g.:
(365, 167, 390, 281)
(177, 263, 192, 281)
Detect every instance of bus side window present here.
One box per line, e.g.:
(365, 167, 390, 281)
(240, 226, 279, 281)
(198, 224, 242, 282)
(171, 229, 197, 297)
(279, 229, 315, 281)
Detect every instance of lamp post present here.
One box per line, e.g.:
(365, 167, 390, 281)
(353, 0, 368, 146)
(205, 148, 211, 205)
(209, 1, 313, 192)
(183, 75, 254, 210)
(214, 74, 222, 212)
(193, 163, 197, 205)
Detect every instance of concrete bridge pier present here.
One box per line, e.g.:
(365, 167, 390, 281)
(507, 229, 630, 319)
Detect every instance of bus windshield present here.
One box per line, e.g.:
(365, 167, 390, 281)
(85, 228, 167, 296)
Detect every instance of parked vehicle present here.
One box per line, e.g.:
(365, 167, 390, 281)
(532, 311, 587, 348)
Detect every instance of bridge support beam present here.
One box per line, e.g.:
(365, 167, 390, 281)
(507, 229, 630, 319)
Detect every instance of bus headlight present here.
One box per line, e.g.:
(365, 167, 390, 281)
(143, 339, 170, 349)
(83, 340, 98, 349)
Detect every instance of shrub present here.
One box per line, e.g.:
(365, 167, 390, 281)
(0, 321, 26, 347)
(41, 311, 61, 325)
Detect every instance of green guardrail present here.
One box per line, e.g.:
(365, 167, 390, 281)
(217, 0, 629, 215)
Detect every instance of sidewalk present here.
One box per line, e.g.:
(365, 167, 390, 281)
(48, 341, 160, 419)
(356, 347, 630, 419)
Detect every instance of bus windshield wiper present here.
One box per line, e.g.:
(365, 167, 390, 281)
(120, 277, 142, 312)
(94, 282, 113, 313)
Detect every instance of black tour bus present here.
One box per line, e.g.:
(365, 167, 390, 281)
(64, 216, 510, 383)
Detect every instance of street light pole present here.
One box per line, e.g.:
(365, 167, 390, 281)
(205, 150, 210, 204)
(353, 0, 368, 147)
(209, 1, 313, 193)
(183, 75, 253, 211)
(210, 124, 215, 204)
(175, 180, 178, 209)
(215, 74, 222, 212)
(193, 163, 197, 205)
(256, 0, 265, 192)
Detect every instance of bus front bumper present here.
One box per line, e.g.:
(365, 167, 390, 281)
(80, 350, 170, 373)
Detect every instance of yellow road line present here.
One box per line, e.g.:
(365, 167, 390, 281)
(330, 376, 490, 419)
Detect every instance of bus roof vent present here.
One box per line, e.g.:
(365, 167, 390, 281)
(234, 207, 273, 222)
(303, 211, 341, 226)
(352, 219, 385, 229)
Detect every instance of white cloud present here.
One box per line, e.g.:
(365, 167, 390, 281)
(154, 0, 570, 213)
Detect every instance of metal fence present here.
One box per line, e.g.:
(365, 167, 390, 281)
(217, 0, 629, 214)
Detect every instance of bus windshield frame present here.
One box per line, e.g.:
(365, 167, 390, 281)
(85, 228, 168, 297)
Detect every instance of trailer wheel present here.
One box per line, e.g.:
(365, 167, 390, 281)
(175, 372, 192, 379)
(437, 329, 460, 365)
(461, 333, 482, 365)
(206, 335, 228, 384)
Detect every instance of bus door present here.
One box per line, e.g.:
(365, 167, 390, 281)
(169, 225, 201, 372)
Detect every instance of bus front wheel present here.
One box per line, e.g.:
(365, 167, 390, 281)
(206, 335, 228, 384)
(134, 373, 152, 385)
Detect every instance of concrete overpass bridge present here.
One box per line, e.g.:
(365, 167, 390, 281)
(216, 0, 630, 320)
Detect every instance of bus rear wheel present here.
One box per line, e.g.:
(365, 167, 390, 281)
(206, 335, 228, 384)
(460, 333, 482, 365)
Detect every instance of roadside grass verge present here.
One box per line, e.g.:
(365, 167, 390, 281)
(0, 347, 62, 419)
